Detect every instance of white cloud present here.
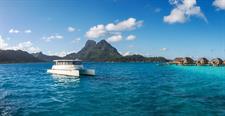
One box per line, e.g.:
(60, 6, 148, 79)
(9, 29, 19, 34)
(72, 37, 81, 43)
(68, 26, 76, 32)
(105, 18, 143, 31)
(123, 51, 131, 56)
(24, 30, 32, 34)
(9, 29, 33, 34)
(121, 51, 139, 56)
(42, 34, 64, 42)
(126, 35, 136, 41)
(107, 34, 122, 43)
(0, 36, 8, 49)
(48, 51, 75, 57)
(54, 51, 67, 57)
(164, 0, 207, 24)
(164, 8, 186, 23)
(160, 48, 168, 51)
(85, 18, 143, 40)
(0, 36, 40, 53)
(9, 41, 40, 53)
(85, 25, 106, 39)
(213, 0, 225, 10)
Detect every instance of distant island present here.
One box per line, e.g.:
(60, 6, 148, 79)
(1, 39, 225, 65)
(0, 39, 168, 63)
(0, 40, 225, 66)
(0, 50, 42, 64)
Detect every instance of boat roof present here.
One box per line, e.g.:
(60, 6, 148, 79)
(53, 59, 82, 62)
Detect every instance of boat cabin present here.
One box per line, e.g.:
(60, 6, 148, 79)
(54, 59, 82, 65)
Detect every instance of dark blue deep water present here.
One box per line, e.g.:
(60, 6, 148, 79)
(0, 63, 225, 116)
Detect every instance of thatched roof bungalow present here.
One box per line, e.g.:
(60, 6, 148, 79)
(196, 57, 209, 66)
(168, 57, 181, 65)
(170, 57, 194, 65)
(173, 57, 183, 65)
(210, 58, 223, 66)
(182, 57, 194, 65)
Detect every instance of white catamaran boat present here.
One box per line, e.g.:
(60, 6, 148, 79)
(47, 59, 95, 77)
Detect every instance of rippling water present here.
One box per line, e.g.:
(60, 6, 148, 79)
(0, 63, 225, 116)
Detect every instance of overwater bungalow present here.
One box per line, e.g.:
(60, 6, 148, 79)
(169, 57, 194, 65)
(210, 58, 223, 66)
(182, 57, 194, 65)
(196, 58, 209, 66)
(171, 57, 183, 65)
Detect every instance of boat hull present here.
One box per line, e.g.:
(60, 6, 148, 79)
(47, 69, 80, 77)
(79, 69, 95, 76)
(47, 69, 95, 77)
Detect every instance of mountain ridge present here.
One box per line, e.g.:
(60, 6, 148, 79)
(64, 39, 122, 61)
(0, 39, 168, 63)
(0, 50, 42, 63)
(32, 52, 62, 61)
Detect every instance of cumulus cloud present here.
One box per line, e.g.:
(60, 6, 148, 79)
(164, 0, 207, 24)
(9, 29, 33, 34)
(9, 41, 40, 53)
(123, 51, 131, 56)
(0, 36, 40, 53)
(9, 29, 19, 34)
(24, 30, 32, 34)
(107, 34, 122, 43)
(85, 25, 106, 39)
(42, 34, 64, 42)
(48, 51, 75, 57)
(164, 8, 186, 23)
(126, 35, 136, 41)
(52, 51, 67, 57)
(105, 18, 143, 31)
(160, 48, 168, 51)
(68, 26, 76, 32)
(213, 0, 225, 10)
(85, 18, 143, 39)
(121, 51, 139, 56)
(0, 36, 8, 49)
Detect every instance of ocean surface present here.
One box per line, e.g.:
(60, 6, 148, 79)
(0, 63, 225, 116)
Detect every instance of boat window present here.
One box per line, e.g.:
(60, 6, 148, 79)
(68, 62, 73, 65)
(56, 61, 78, 65)
(73, 61, 81, 65)
(56, 61, 61, 65)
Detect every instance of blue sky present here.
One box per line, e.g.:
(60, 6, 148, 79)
(0, 0, 224, 59)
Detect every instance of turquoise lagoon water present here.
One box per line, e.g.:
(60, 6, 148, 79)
(0, 63, 225, 116)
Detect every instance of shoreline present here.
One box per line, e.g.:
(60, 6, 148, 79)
(0, 61, 166, 65)
(0, 61, 225, 67)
